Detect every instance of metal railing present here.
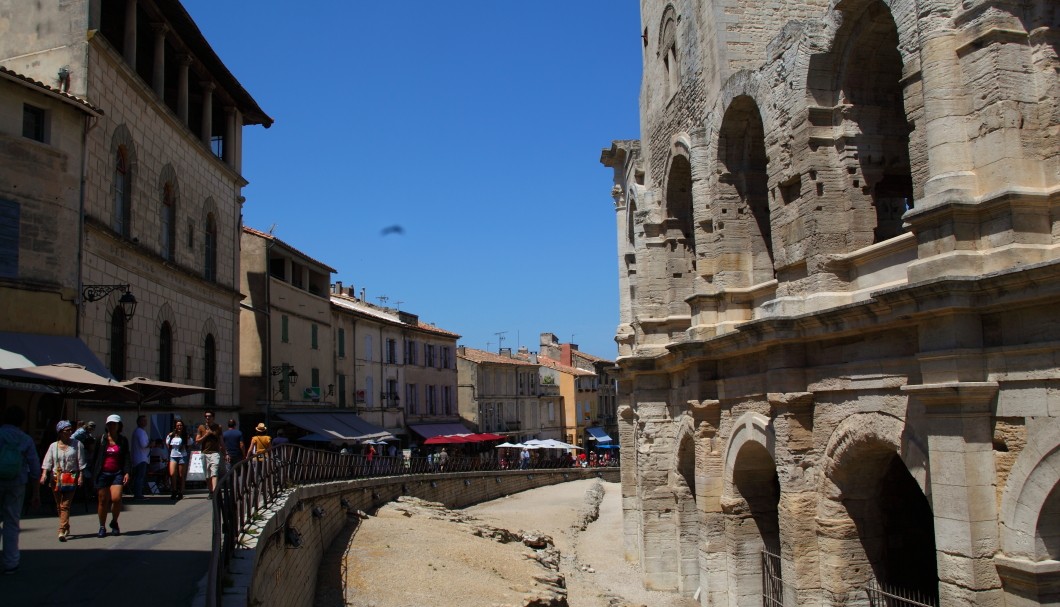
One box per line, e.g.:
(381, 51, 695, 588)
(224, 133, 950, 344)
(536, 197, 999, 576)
(865, 580, 938, 607)
(205, 444, 619, 606)
(762, 550, 784, 607)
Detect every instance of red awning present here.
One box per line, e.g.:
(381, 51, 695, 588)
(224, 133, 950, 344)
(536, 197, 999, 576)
(423, 433, 506, 445)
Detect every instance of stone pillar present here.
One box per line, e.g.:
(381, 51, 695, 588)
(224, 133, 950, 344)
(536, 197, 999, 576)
(123, 0, 138, 69)
(903, 381, 1004, 606)
(177, 55, 191, 125)
(917, 29, 979, 208)
(694, 400, 730, 607)
(151, 23, 167, 97)
(200, 81, 215, 145)
(223, 106, 236, 165)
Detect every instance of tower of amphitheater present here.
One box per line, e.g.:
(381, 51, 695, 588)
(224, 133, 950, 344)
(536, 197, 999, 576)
(601, 1, 1058, 606)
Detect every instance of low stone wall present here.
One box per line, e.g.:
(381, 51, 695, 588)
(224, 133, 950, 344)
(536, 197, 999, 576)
(231, 467, 619, 607)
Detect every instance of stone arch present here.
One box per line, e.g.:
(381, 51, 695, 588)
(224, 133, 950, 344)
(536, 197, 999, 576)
(109, 124, 137, 237)
(663, 134, 696, 258)
(808, 0, 916, 245)
(1000, 421, 1060, 561)
(716, 94, 774, 284)
(722, 412, 781, 607)
(819, 412, 937, 602)
(158, 164, 180, 261)
(202, 197, 219, 281)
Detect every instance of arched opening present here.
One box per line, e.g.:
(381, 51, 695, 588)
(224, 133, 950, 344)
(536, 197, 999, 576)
(837, 0, 913, 243)
(676, 432, 696, 499)
(161, 182, 176, 261)
(159, 321, 173, 382)
(718, 96, 773, 284)
(730, 440, 781, 607)
(1036, 481, 1060, 560)
(204, 212, 217, 281)
(665, 154, 696, 269)
(831, 444, 938, 602)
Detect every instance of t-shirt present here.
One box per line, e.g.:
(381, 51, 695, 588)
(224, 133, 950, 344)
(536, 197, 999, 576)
(132, 426, 150, 465)
(222, 429, 243, 459)
(197, 422, 222, 453)
(102, 443, 122, 473)
(167, 435, 186, 459)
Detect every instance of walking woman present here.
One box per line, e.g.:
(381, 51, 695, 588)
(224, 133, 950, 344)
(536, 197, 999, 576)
(247, 423, 271, 463)
(92, 414, 130, 538)
(39, 420, 86, 541)
(166, 419, 189, 500)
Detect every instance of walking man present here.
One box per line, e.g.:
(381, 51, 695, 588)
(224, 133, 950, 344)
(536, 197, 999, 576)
(222, 419, 244, 469)
(0, 406, 41, 575)
(130, 415, 150, 499)
(195, 411, 223, 496)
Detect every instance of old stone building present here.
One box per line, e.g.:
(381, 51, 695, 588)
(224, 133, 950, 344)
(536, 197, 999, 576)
(601, 1, 1057, 606)
(0, 0, 270, 426)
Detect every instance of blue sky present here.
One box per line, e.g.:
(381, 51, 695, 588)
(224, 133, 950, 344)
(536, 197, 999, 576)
(182, 1, 642, 360)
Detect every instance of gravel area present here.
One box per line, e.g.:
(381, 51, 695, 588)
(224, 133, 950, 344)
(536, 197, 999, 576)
(335, 479, 697, 607)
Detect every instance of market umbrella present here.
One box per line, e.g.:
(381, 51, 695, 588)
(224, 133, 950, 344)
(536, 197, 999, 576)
(119, 377, 215, 415)
(0, 363, 138, 418)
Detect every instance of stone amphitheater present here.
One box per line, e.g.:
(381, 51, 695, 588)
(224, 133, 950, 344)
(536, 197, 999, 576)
(600, 1, 1058, 606)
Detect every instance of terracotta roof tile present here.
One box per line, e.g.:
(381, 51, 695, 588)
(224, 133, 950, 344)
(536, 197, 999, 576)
(0, 66, 103, 115)
(243, 225, 337, 273)
(537, 355, 595, 376)
(458, 347, 539, 366)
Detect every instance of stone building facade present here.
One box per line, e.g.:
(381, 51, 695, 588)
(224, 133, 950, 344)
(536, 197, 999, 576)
(457, 346, 553, 440)
(601, 1, 1058, 606)
(0, 0, 270, 425)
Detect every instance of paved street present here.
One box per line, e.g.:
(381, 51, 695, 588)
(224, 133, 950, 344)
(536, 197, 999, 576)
(1, 490, 212, 606)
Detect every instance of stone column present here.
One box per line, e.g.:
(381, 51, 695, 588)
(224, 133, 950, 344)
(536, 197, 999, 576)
(694, 400, 729, 607)
(151, 23, 167, 97)
(223, 106, 236, 165)
(123, 0, 138, 69)
(902, 382, 1003, 606)
(177, 55, 191, 125)
(200, 81, 215, 145)
(917, 29, 979, 208)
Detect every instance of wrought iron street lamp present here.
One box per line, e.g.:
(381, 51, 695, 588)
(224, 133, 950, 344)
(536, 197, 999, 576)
(82, 284, 137, 320)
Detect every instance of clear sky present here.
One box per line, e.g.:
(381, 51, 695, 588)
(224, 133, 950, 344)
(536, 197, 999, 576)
(181, 1, 643, 360)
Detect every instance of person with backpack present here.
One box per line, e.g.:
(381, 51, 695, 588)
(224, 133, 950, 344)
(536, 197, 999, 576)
(39, 420, 86, 541)
(0, 405, 41, 574)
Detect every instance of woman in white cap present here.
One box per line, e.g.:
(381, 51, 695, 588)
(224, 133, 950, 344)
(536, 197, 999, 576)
(39, 420, 86, 541)
(92, 414, 130, 537)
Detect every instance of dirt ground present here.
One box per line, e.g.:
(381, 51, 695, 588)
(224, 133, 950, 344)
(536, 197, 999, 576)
(334, 479, 697, 607)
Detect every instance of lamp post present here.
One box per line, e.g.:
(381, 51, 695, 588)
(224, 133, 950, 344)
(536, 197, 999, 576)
(269, 364, 297, 427)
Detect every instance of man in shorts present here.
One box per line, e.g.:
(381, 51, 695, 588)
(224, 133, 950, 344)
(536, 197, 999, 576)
(195, 411, 224, 496)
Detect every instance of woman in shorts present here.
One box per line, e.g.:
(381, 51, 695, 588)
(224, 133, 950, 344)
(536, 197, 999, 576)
(166, 419, 189, 500)
(92, 414, 130, 538)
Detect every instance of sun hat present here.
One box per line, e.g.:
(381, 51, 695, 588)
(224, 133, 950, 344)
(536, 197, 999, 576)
(255, 422, 267, 432)
(86, 420, 96, 428)
(56, 420, 72, 432)
(106, 414, 122, 424)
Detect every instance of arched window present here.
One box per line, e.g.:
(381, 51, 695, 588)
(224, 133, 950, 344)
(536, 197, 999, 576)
(204, 213, 217, 281)
(159, 321, 173, 382)
(113, 147, 131, 236)
(109, 307, 126, 380)
(659, 6, 680, 98)
(203, 334, 216, 406)
(161, 183, 176, 261)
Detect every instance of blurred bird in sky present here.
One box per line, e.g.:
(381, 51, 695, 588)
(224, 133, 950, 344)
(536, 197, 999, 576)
(380, 225, 405, 236)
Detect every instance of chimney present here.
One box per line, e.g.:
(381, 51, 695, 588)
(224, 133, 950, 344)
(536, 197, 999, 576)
(499, 347, 512, 357)
(360, 288, 365, 301)
(561, 343, 573, 366)
(458, 345, 466, 356)
(334, 281, 342, 294)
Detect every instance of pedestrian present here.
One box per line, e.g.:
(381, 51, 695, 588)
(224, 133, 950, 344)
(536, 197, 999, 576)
(272, 428, 289, 447)
(247, 423, 271, 462)
(519, 448, 530, 470)
(195, 410, 223, 496)
(130, 415, 150, 499)
(92, 414, 130, 538)
(166, 419, 189, 500)
(39, 420, 86, 541)
(223, 419, 244, 469)
(0, 405, 41, 574)
(438, 447, 449, 472)
(71, 420, 96, 486)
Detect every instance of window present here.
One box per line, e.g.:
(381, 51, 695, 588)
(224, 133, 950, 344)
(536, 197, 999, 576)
(364, 335, 373, 362)
(338, 374, 346, 407)
(425, 344, 436, 368)
(203, 334, 216, 406)
(386, 378, 398, 406)
(364, 376, 374, 407)
(406, 383, 418, 415)
(337, 328, 346, 358)
(22, 104, 45, 142)
(405, 340, 418, 365)
(204, 213, 217, 281)
(311, 324, 319, 349)
(109, 307, 126, 380)
(0, 199, 18, 279)
(442, 386, 452, 415)
(187, 219, 194, 249)
(426, 385, 437, 415)
(386, 338, 396, 364)
(441, 346, 451, 369)
(113, 147, 131, 236)
(311, 368, 320, 391)
(159, 321, 173, 382)
(161, 182, 176, 261)
(210, 134, 223, 159)
(281, 315, 289, 343)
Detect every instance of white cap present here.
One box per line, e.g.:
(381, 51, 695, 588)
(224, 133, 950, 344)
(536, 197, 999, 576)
(106, 414, 122, 425)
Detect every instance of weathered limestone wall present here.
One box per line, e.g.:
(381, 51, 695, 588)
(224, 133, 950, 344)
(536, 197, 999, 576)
(605, 0, 1059, 605)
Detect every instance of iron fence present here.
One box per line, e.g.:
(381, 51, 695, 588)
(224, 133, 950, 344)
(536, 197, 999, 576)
(205, 444, 619, 606)
(762, 549, 785, 607)
(865, 580, 938, 607)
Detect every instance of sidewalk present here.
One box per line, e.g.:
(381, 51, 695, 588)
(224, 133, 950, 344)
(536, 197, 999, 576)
(1, 490, 213, 606)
